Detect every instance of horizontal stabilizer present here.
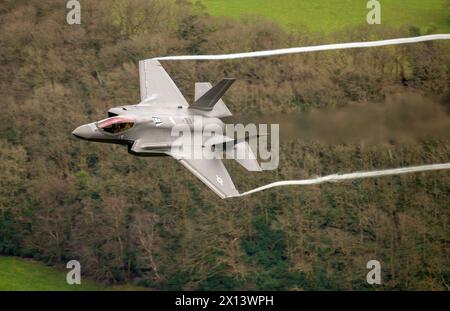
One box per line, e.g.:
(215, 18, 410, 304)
(209, 135, 263, 172)
(226, 141, 262, 172)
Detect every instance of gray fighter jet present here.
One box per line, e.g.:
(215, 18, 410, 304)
(72, 59, 261, 198)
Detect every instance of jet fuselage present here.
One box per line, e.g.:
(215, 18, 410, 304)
(72, 104, 225, 157)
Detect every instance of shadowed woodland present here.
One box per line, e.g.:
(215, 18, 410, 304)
(0, 0, 449, 290)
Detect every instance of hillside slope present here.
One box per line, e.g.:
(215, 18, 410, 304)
(0, 256, 145, 291)
(200, 0, 450, 33)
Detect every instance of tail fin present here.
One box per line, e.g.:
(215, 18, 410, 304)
(190, 78, 235, 112)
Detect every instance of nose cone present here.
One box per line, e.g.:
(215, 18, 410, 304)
(72, 124, 93, 140)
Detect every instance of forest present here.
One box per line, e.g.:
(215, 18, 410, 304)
(0, 0, 449, 290)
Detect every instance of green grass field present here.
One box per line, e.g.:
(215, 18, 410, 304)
(200, 0, 450, 33)
(0, 256, 145, 291)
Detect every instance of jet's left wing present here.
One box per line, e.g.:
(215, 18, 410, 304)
(179, 158, 239, 199)
(175, 157, 239, 199)
(138, 59, 189, 107)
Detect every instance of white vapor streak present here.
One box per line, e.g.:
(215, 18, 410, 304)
(238, 163, 450, 197)
(153, 34, 450, 61)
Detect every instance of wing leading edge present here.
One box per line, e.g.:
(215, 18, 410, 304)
(177, 157, 239, 199)
(138, 59, 189, 107)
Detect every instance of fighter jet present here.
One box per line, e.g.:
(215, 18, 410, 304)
(72, 59, 261, 198)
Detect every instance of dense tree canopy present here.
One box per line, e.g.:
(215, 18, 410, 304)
(0, 0, 449, 290)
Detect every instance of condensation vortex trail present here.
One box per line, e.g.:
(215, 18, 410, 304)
(153, 34, 450, 61)
(237, 163, 450, 197)
(153, 34, 450, 197)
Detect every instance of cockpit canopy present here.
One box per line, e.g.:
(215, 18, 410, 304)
(97, 116, 135, 134)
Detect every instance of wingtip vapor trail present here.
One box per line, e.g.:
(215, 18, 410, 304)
(153, 34, 450, 61)
(237, 163, 450, 197)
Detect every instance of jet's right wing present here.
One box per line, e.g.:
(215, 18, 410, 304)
(138, 59, 189, 107)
